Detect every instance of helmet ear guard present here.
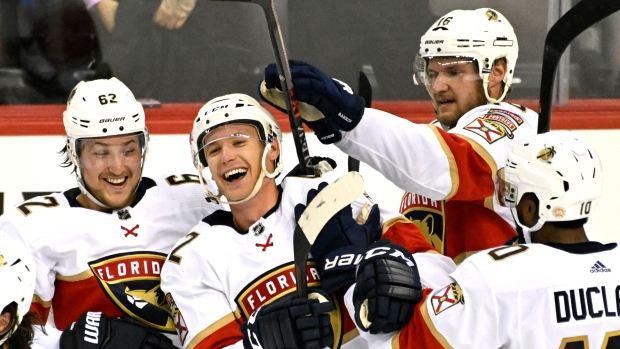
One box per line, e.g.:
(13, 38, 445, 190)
(500, 131, 603, 242)
(417, 8, 518, 103)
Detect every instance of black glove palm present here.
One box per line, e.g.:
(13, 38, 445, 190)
(241, 290, 334, 349)
(60, 312, 175, 349)
(353, 239, 423, 334)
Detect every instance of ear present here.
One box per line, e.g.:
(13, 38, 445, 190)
(0, 312, 12, 336)
(488, 58, 508, 88)
(516, 193, 540, 227)
(267, 138, 281, 162)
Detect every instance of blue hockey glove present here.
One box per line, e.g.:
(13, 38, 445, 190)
(353, 239, 423, 334)
(240, 289, 334, 349)
(295, 182, 382, 293)
(260, 60, 365, 143)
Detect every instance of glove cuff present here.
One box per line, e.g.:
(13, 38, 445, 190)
(304, 118, 342, 144)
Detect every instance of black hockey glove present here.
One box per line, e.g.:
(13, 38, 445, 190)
(240, 290, 334, 349)
(260, 60, 365, 144)
(285, 156, 337, 178)
(353, 239, 423, 334)
(60, 312, 176, 349)
(295, 182, 382, 294)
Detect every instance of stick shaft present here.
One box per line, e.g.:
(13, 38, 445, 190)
(538, 0, 620, 133)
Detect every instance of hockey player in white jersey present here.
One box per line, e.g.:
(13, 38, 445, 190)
(344, 131, 620, 348)
(160, 93, 431, 349)
(260, 8, 539, 263)
(0, 78, 222, 348)
(0, 233, 43, 349)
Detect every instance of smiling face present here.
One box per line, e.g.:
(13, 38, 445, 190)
(425, 56, 487, 129)
(203, 124, 277, 203)
(76, 133, 144, 210)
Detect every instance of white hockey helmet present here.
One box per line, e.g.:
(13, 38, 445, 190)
(416, 8, 518, 103)
(0, 233, 36, 346)
(497, 131, 603, 243)
(190, 93, 283, 204)
(62, 78, 149, 208)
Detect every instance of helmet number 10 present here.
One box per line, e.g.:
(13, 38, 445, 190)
(580, 201, 592, 215)
(99, 94, 118, 105)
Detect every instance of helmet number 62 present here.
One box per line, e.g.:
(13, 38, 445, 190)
(98, 94, 118, 105)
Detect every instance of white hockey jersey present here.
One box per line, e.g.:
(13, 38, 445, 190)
(160, 175, 420, 349)
(337, 103, 538, 262)
(350, 241, 620, 348)
(0, 174, 222, 347)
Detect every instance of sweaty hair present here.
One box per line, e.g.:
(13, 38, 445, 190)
(1, 303, 42, 349)
(59, 140, 77, 173)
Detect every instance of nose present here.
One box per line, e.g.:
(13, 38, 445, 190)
(107, 152, 125, 172)
(219, 143, 237, 164)
(430, 73, 449, 93)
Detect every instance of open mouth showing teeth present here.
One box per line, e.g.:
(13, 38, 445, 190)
(105, 177, 127, 185)
(224, 168, 247, 182)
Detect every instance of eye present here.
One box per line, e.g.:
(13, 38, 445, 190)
(233, 139, 247, 147)
(123, 148, 136, 156)
(206, 146, 221, 157)
(94, 151, 108, 158)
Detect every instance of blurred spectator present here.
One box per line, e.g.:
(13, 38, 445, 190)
(88, 0, 272, 102)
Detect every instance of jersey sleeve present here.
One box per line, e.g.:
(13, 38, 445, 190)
(161, 229, 244, 349)
(395, 260, 502, 348)
(344, 254, 501, 348)
(0, 208, 57, 325)
(337, 105, 537, 202)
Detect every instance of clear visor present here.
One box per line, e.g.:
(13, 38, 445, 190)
(197, 132, 265, 167)
(75, 133, 146, 169)
(495, 168, 518, 208)
(413, 54, 480, 86)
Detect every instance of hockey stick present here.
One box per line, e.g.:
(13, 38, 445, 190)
(347, 71, 372, 172)
(538, 0, 620, 133)
(210, 0, 315, 176)
(293, 171, 365, 297)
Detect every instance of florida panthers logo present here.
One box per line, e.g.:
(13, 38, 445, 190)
(88, 252, 175, 333)
(400, 192, 445, 254)
(537, 146, 556, 162)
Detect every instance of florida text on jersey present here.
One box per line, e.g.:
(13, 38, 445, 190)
(160, 176, 428, 349)
(0, 174, 221, 346)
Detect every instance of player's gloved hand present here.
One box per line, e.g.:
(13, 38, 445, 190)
(295, 182, 382, 293)
(153, 0, 196, 29)
(353, 239, 423, 334)
(241, 289, 335, 349)
(260, 60, 365, 144)
(285, 156, 337, 178)
(60, 311, 176, 349)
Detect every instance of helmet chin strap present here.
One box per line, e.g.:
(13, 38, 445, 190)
(511, 207, 546, 244)
(77, 175, 111, 209)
